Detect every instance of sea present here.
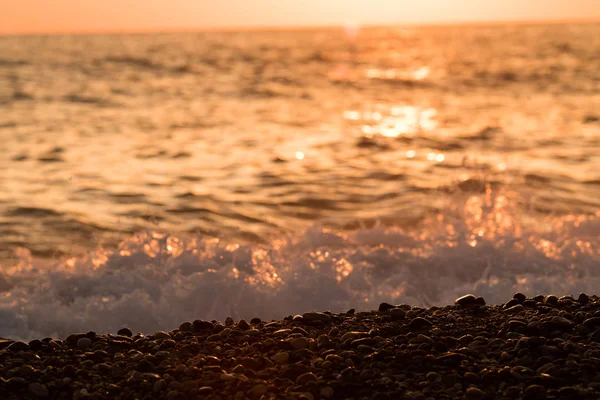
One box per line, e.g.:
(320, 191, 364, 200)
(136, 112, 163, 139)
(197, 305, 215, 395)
(1, 22, 599, 340)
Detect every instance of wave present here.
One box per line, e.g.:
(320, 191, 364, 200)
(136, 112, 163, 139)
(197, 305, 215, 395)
(0, 190, 599, 340)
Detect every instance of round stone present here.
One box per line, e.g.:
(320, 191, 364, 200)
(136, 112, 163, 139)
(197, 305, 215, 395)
(513, 293, 527, 302)
(408, 317, 433, 331)
(578, 293, 590, 304)
(302, 312, 331, 322)
(271, 352, 290, 364)
(378, 302, 395, 312)
(455, 294, 480, 308)
(237, 319, 250, 330)
(178, 322, 192, 332)
(76, 337, 92, 351)
(7, 341, 30, 352)
(465, 387, 486, 400)
(28, 383, 49, 398)
(296, 372, 318, 385)
(249, 384, 268, 398)
(28, 339, 43, 351)
(117, 328, 133, 337)
(341, 331, 368, 343)
(290, 337, 309, 349)
(152, 331, 171, 340)
(389, 308, 406, 321)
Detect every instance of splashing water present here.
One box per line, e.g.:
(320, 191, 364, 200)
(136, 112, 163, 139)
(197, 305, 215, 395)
(1, 188, 598, 340)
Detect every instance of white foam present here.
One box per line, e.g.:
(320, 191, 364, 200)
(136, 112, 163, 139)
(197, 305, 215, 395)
(1, 190, 599, 341)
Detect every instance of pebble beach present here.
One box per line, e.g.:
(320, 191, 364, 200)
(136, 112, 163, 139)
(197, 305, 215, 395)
(2, 293, 600, 400)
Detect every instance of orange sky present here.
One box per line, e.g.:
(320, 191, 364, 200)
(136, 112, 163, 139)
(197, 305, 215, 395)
(1, 0, 599, 35)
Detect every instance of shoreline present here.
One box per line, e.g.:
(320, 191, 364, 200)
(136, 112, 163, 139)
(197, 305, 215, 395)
(1, 293, 599, 399)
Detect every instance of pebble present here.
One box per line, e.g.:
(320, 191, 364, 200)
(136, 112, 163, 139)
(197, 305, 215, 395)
(341, 331, 368, 343)
(271, 352, 290, 364)
(117, 328, 133, 337)
(237, 319, 250, 330)
(77, 337, 92, 350)
(455, 294, 484, 308)
(296, 372, 318, 385)
(583, 317, 600, 329)
(28, 382, 49, 398)
(389, 308, 406, 321)
(290, 337, 309, 349)
(178, 322, 192, 332)
(513, 292, 527, 302)
(465, 387, 486, 399)
(7, 341, 30, 352)
(408, 317, 433, 331)
(378, 302, 395, 312)
(302, 312, 331, 322)
(578, 293, 590, 304)
(504, 304, 525, 314)
(317, 334, 330, 347)
(153, 331, 171, 340)
(248, 384, 268, 398)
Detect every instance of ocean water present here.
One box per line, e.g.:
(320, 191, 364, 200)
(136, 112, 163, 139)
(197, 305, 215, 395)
(1, 23, 599, 339)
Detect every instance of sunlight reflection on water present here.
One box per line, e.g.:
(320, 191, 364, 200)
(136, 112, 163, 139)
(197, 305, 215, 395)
(345, 105, 438, 137)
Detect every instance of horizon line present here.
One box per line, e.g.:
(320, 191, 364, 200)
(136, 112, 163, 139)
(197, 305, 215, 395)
(1, 17, 599, 37)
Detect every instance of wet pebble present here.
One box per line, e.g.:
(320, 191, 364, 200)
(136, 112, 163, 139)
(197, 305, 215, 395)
(28, 383, 49, 398)
(302, 312, 331, 322)
(408, 317, 433, 331)
(77, 337, 92, 350)
(7, 341, 30, 352)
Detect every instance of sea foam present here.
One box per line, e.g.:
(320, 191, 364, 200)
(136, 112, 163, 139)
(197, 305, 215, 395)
(1, 189, 599, 340)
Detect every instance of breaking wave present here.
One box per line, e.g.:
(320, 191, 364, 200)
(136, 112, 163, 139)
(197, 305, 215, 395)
(1, 189, 599, 340)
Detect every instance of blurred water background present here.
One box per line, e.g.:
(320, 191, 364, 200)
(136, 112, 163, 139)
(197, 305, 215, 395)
(1, 22, 599, 339)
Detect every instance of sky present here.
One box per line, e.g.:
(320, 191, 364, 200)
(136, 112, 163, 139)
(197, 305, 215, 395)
(1, 0, 599, 35)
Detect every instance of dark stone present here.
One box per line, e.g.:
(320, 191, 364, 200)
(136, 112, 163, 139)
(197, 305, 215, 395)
(455, 294, 484, 308)
(192, 320, 214, 332)
(378, 302, 395, 312)
(558, 386, 580, 397)
(524, 384, 546, 399)
(137, 360, 156, 372)
(408, 318, 433, 331)
(28, 339, 43, 351)
(504, 298, 521, 309)
(241, 357, 262, 371)
(577, 293, 590, 304)
(583, 317, 600, 330)
(389, 308, 406, 321)
(513, 293, 527, 302)
(117, 328, 133, 337)
(237, 319, 250, 330)
(302, 312, 331, 322)
(7, 341, 30, 352)
(508, 320, 527, 331)
(436, 352, 465, 364)
(281, 365, 311, 380)
(178, 322, 192, 332)
(523, 300, 538, 308)
(544, 295, 558, 305)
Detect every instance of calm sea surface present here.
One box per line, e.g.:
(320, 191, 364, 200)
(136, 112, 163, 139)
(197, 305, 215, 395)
(1, 23, 599, 339)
